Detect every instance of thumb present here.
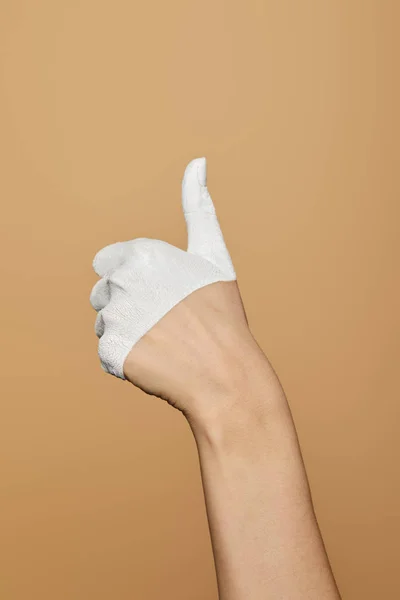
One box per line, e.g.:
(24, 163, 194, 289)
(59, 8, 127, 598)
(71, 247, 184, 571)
(182, 157, 236, 279)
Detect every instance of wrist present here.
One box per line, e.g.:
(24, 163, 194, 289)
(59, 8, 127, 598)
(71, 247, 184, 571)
(186, 349, 290, 450)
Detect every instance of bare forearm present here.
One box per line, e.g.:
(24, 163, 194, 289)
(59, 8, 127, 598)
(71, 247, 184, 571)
(188, 353, 341, 600)
(120, 272, 340, 597)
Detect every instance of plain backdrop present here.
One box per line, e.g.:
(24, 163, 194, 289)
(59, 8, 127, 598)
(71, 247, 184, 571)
(1, 1, 399, 598)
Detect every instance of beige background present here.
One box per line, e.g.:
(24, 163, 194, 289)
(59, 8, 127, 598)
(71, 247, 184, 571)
(0, 1, 399, 598)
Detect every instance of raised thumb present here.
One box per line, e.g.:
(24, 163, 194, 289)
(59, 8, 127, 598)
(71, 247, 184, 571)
(181, 157, 236, 279)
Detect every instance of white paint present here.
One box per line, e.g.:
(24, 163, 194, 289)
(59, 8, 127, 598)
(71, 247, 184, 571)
(90, 157, 236, 379)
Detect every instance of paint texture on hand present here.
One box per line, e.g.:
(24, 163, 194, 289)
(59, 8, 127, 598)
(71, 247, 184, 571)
(90, 158, 236, 379)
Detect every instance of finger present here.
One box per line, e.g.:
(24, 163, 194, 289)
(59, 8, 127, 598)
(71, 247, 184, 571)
(92, 239, 149, 277)
(90, 278, 111, 311)
(182, 157, 236, 279)
(94, 311, 105, 338)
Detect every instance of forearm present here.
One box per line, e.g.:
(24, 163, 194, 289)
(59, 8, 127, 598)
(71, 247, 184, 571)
(188, 352, 341, 600)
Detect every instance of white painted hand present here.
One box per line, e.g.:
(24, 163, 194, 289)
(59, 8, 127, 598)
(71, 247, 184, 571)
(90, 157, 236, 380)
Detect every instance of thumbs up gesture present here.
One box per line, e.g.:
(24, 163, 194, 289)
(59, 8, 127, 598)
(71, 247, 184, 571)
(90, 158, 258, 419)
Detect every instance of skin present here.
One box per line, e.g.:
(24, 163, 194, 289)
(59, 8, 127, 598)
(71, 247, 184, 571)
(123, 279, 341, 600)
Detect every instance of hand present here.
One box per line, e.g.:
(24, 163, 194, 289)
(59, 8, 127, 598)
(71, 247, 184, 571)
(90, 157, 273, 422)
(124, 278, 275, 424)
